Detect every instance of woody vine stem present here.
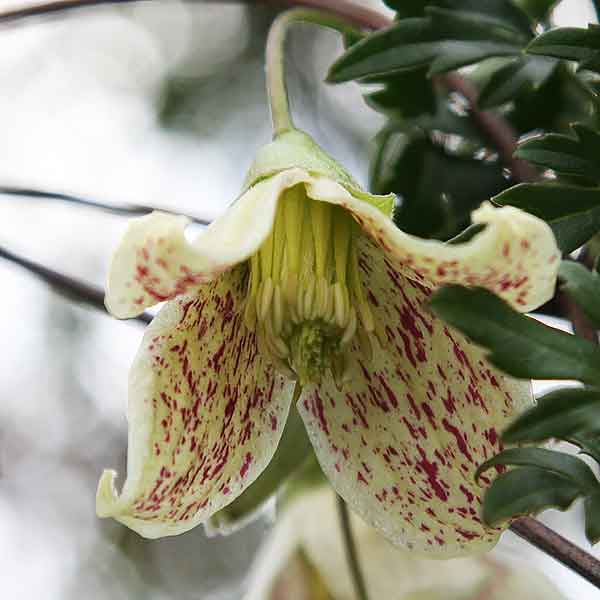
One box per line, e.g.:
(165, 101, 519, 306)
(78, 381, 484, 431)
(1, 0, 600, 592)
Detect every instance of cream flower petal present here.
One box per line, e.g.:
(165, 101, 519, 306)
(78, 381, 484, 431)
(246, 486, 566, 600)
(298, 235, 535, 557)
(304, 177, 560, 312)
(105, 173, 292, 318)
(97, 267, 295, 538)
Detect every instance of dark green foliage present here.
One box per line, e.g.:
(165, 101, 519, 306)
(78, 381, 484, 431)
(373, 132, 506, 239)
(482, 468, 584, 526)
(515, 124, 600, 183)
(429, 286, 600, 384)
(528, 24, 600, 72)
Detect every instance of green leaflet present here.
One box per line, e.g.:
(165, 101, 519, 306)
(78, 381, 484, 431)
(429, 286, 600, 384)
(502, 387, 600, 444)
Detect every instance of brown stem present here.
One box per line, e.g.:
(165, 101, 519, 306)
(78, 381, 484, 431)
(0, 245, 152, 325)
(510, 517, 600, 588)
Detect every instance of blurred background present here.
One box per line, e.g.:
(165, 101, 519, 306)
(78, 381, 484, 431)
(0, 0, 598, 598)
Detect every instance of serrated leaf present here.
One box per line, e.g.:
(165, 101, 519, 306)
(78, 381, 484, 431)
(514, 123, 600, 183)
(429, 286, 600, 384)
(503, 387, 600, 444)
(482, 466, 583, 526)
(527, 25, 600, 69)
(494, 183, 600, 253)
(559, 261, 600, 327)
(478, 55, 557, 108)
(584, 491, 600, 544)
(476, 447, 599, 490)
(384, 0, 532, 32)
(327, 16, 521, 83)
(208, 405, 312, 533)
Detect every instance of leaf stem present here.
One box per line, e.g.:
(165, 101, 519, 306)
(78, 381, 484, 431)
(336, 494, 370, 600)
(510, 517, 600, 588)
(265, 8, 360, 137)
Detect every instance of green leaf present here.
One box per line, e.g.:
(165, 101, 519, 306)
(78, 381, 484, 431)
(373, 133, 505, 239)
(559, 261, 600, 327)
(384, 0, 532, 31)
(327, 16, 521, 83)
(478, 55, 557, 108)
(570, 432, 600, 464)
(514, 123, 600, 183)
(208, 405, 312, 533)
(494, 183, 600, 253)
(585, 491, 600, 544)
(476, 447, 599, 490)
(365, 68, 436, 119)
(429, 286, 600, 384)
(527, 25, 600, 70)
(482, 466, 583, 526)
(503, 387, 600, 444)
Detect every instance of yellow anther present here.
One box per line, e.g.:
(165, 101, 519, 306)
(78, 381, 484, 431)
(303, 276, 316, 320)
(259, 277, 274, 322)
(311, 201, 332, 278)
(283, 185, 304, 275)
(271, 203, 286, 284)
(272, 284, 284, 336)
(334, 209, 352, 285)
(246, 186, 375, 385)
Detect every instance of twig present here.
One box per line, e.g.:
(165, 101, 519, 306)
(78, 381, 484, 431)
(336, 495, 370, 600)
(0, 244, 152, 324)
(0, 185, 211, 225)
(510, 517, 600, 588)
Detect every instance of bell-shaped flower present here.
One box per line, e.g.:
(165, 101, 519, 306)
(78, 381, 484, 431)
(97, 129, 560, 555)
(246, 481, 566, 600)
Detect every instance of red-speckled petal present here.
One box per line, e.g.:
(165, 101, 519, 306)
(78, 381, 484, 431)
(106, 173, 296, 319)
(305, 178, 560, 312)
(97, 267, 295, 538)
(298, 236, 533, 557)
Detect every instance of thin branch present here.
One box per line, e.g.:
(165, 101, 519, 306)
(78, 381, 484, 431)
(336, 494, 370, 600)
(0, 185, 211, 225)
(0, 244, 152, 324)
(510, 517, 600, 589)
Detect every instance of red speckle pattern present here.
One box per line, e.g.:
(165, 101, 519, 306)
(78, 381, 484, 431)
(103, 267, 294, 536)
(299, 235, 532, 556)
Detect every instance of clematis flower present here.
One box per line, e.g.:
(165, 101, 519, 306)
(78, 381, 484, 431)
(97, 128, 560, 555)
(246, 481, 566, 600)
